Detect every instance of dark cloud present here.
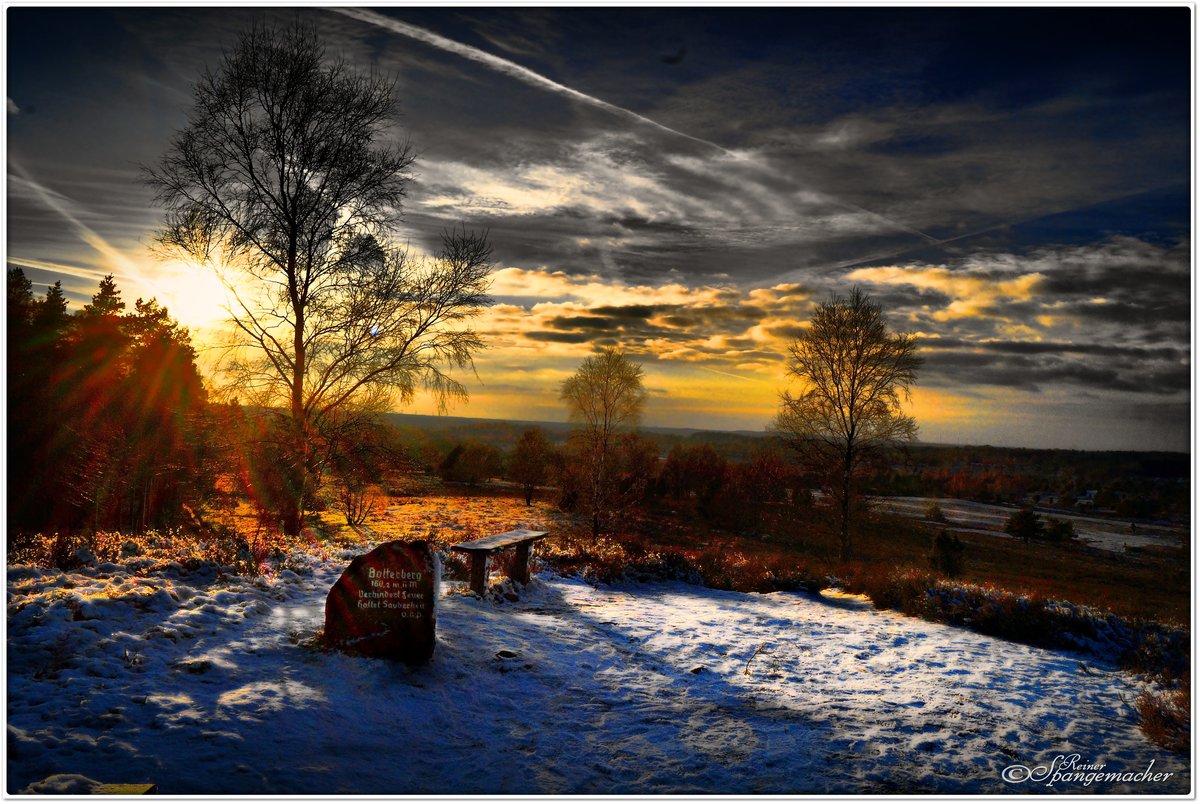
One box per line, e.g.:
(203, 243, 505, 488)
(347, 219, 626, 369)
(766, 324, 805, 341)
(922, 347, 1188, 396)
(921, 339, 1187, 362)
(546, 315, 625, 332)
(522, 330, 593, 344)
(590, 304, 664, 319)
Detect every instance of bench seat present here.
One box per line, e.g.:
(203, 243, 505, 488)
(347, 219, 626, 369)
(451, 529, 548, 596)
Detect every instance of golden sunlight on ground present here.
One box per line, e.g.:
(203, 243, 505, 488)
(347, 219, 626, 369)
(340, 488, 572, 545)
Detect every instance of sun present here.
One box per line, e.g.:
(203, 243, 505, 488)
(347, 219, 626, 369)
(136, 258, 234, 334)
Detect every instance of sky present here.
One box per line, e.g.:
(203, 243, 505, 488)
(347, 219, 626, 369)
(5, 6, 1193, 451)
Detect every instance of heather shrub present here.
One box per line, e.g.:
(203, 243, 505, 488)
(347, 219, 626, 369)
(851, 566, 938, 616)
(439, 549, 470, 581)
(1043, 517, 1077, 542)
(9, 532, 93, 570)
(1134, 674, 1190, 754)
(9, 524, 329, 578)
(1004, 508, 1043, 541)
(1120, 627, 1191, 679)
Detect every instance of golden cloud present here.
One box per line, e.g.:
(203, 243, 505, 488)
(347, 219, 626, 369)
(846, 264, 1045, 321)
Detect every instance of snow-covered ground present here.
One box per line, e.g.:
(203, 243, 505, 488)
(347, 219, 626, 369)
(7, 551, 1189, 795)
(874, 496, 1188, 553)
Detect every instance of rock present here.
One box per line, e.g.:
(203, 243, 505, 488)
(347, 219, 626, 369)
(495, 649, 519, 659)
(323, 540, 439, 664)
(689, 665, 707, 674)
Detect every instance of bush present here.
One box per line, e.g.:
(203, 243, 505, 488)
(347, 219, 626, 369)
(1134, 675, 1190, 754)
(1043, 517, 1076, 542)
(438, 440, 502, 486)
(929, 530, 965, 578)
(850, 566, 939, 615)
(924, 502, 947, 522)
(1003, 508, 1043, 541)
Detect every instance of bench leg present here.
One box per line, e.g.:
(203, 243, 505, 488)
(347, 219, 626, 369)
(469, 553, 488, 597)
(513, 541, 533, 585)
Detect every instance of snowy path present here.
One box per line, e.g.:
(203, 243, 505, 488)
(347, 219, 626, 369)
(7, 557, 1189, 795)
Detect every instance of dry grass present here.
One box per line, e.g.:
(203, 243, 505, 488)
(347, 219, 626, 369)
(1134, 674, 1191, 754)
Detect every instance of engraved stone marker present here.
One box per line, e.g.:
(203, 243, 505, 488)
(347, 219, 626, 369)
(323, 540, 439, 664)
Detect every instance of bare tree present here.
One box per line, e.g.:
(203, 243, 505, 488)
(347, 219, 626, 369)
(560, 348, 647, 539)
(509, 427, 554, 505)
(774, 288, 922, 560)
(145, 22, 493, 533)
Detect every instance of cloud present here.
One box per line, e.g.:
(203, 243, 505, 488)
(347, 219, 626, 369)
(475, 267, 817, 376)
(8, 160, 140, 277)
(4, 7, 1188, 449)
(842, 237, 1189, 399)
(847, 264, 1044, 320)
(330, 7, 733, 156)
(481, 239, 1189, 404)
(7, 96, 19, 115)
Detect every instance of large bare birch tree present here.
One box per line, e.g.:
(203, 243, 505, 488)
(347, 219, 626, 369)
(146, 22, 493, 533)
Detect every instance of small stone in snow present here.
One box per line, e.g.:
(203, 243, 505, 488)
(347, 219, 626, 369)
(174, 658, 212, 674)
(22, 774, 101, 795)
(689, 665, 707, 674)
(495, 649, 519, 659)
(75, 604, 103, 624)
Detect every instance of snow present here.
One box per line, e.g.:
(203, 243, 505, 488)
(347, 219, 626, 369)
(6, 551, 1189, 795)
(875, 496, 1188, 553)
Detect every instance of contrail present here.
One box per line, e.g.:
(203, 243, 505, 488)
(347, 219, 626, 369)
(330, 8, 937, 244)
(694, 364, 760, 383)
(331, 7, 733, 157)
(9, 159, 139, 276)
(815, 182, 1185, 277)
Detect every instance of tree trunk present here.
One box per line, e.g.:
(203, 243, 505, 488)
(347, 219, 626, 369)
(285, 244, 307, 538)
(840, 446, 853, 561)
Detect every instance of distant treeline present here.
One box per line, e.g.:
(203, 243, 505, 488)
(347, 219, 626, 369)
(388, 415, 1189, 522)
(382, 412, 770, 464)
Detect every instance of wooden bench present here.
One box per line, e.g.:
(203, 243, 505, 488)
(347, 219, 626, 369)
(451, 529, 548, 597)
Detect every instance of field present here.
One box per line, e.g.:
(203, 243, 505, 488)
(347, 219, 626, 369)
(187, 480, 1188, 628)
